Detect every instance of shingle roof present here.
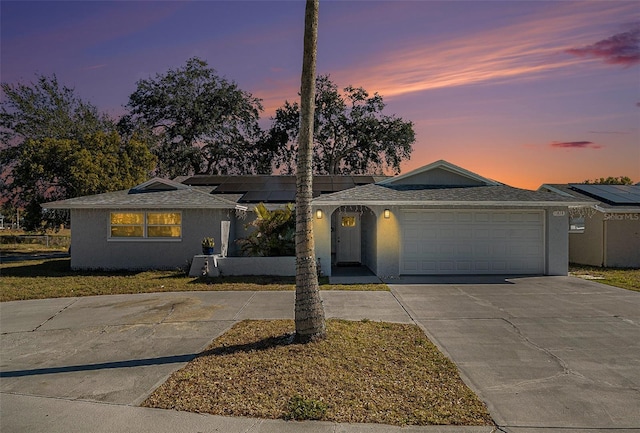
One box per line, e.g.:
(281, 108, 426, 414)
(42, 187, 238, 210)
(313, 183, 590, 206)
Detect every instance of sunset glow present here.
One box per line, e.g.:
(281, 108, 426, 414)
(2, 1, 638, 190)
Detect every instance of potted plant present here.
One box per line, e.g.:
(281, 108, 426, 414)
(201, 237, 215, 255)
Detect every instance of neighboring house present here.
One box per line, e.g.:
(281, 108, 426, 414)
(43, 160, 588, 276)
(539, 183, 640, 268)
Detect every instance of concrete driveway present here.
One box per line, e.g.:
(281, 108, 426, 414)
(1, 277, 639, 432)
(390, 276, 640, 432)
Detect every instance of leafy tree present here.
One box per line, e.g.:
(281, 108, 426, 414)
(0, 202, 18, 229)
(1, 74, 154, 230)
(583, 176, 633, 185)
(13, 132, 155, 231)
(124, 57, 265, 178)
(1, 74, 112, 145)
(295, 0, 326, 343)
(237, 203, 295, 257)
(267, 75, 415, 175)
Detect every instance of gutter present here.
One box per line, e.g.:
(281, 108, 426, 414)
(311, 200, 594, 208)
(593, 205, 640, 214)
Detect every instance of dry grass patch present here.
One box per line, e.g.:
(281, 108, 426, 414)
(570, 264, 640, 292)
(143, 319, 492, 426)
(0, 258, 388, 302)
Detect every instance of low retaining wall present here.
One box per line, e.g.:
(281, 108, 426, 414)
(217, 256, 296, 276)
(188, 255, 296, 277)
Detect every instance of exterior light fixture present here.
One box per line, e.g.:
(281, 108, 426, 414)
(384, 209, 390, 219)
(316, 209, 323, 219)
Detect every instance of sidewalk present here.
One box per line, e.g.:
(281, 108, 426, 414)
(2, 394, 495, 433)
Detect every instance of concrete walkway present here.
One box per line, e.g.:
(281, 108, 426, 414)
(1, 277, 639, 432)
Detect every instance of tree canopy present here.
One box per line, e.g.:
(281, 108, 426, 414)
(123, 57, 266, 178)
(583, 176, 634, 185)
(267, 75, 415, 175)
(1, 74, 112, 145)
(1, 74, 155, 231)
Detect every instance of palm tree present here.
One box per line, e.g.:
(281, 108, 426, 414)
(295, 0, 326, 343)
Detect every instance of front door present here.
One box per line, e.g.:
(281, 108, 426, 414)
(336, 212, 361, 264)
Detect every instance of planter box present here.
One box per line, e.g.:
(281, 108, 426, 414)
(217, 256, 296, 276)
(189, 255, 220, 277)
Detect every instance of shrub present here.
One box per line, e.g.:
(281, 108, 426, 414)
(284, 395, 327, 420)
(237, 203, 295, 256)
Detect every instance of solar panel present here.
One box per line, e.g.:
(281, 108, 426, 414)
(180, 174, 381, 203)
(268, 190, 296, 202)
(571, 184, 640, 205)
(239, 191, 268, 202)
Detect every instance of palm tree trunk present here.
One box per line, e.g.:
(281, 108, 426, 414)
(295, 0, 326, 343)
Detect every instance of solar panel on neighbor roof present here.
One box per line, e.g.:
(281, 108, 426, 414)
(572, 184, 640, 205)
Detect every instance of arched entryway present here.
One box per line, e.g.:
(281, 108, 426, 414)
(330, 206, 377, 275)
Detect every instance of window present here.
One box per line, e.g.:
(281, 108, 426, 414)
(110, 212, 144, 238)
(110, 212, 182, 239)
(341, 216, 356, 227)
(147, 212, 181, 238)
(569, 216, 585, 233)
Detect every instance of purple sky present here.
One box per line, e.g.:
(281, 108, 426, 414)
(2, 0, 639, 189)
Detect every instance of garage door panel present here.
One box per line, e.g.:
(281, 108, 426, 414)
(401, 210, 544, 275)
(492, 213, 509, 223)
(492, 228, 508, 238)
(474, 228, 490, 238)
(475, 261, 490, 271)
(405, 241, 419, 255)
(474, 213, 490, 222)
(457, 213, 472, 223)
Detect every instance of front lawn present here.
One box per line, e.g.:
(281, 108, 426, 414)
(143, 319, 493, 426)
(0, 258, 388, 302)
(569, 264, 640, 292)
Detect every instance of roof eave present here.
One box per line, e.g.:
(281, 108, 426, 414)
(312, 200, 593, 207)
(594, 205, 640, 213)
(42, 203, 237, 210)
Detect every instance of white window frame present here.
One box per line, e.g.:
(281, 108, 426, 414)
(108, 211, 182, 242)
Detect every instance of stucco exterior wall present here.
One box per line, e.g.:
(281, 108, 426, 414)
(374, 206, 401, 278)
(604, 217, 640, 268)
(312, 206, 334, 277)
(70, 208, 233, 270)
(546, 207, 570, 275)
(361, 209, 377, 273)
(569, 212, 604, 267)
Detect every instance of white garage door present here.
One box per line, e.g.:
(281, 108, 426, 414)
(401, 210, 544, 275)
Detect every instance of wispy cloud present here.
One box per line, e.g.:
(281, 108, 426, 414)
(329, 2, 638, 99)
(549, 141, 603, 150)
(566, 24, 640, 66)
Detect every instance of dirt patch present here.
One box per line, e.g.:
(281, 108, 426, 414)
(90, 296, 220, 323)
